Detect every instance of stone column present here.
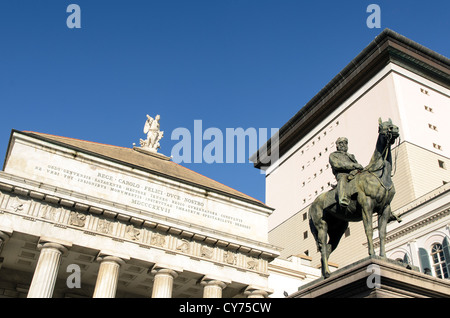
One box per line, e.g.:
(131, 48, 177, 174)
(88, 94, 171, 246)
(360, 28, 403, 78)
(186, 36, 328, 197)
(200, 276, 230, 298)
(243, 285, 272, 298)
(27, 241, 69, 298)
(0, 230, 11, 254)
(93, 255, 126, 298)
(407, 240, 420, 268)
(150, 264, 182, 298)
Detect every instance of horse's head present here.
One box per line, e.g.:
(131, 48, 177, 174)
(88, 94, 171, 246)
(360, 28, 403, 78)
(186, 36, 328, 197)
(378, 118, 399, 144)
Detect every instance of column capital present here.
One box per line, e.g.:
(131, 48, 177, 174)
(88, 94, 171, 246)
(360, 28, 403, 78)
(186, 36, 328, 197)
(243, 285, 273, 298)
(0, 227, 12, 242)
(96, 250, 130, 265)
(200, 275, 231, 298)
(150, 263, 182, 278)
(200, 275, 231, 289)
(37, 236, 72, 254)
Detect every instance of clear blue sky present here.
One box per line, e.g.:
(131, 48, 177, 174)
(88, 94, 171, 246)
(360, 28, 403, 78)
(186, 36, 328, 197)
(0, 0, 448, 203)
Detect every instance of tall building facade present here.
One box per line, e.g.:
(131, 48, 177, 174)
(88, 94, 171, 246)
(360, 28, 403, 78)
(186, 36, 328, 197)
(251, 29, 450, 278)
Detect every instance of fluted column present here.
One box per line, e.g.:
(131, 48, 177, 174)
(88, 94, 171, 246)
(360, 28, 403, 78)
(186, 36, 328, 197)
(0, 230, 11, 253)
(150, 264, 181, 298)
(200, 276, 230, 298)
(27, 242, 68, 298)
(93, 255, 126, 298)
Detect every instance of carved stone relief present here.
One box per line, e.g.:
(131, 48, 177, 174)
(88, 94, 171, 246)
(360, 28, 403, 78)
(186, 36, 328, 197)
(224, 251, 236, 265)
(125, 224, 141, 241)
(40, 205, 61, 222)
(97, 218, 113, 234)
(150, 233, 166, 247)
(9, 196, 27, 213)
(69, 211, 86, 227)
(247, 258, 259, 270)
(176, 239, 190, 254)
(0, 189, 267, 274)
(201, 245, 214, 259)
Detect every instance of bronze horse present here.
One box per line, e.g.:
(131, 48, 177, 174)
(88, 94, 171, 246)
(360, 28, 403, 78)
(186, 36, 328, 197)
(309, 118, 400, 278)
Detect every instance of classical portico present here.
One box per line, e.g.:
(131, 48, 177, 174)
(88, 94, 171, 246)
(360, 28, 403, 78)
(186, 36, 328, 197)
(0, 129, 279, 298)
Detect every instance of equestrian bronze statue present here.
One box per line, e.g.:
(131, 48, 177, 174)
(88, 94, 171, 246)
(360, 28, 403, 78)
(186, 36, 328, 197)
(309, 118, 401, 278)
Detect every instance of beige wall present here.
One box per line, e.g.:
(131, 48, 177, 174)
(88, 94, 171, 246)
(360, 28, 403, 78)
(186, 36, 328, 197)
(393, 67, 450, 158)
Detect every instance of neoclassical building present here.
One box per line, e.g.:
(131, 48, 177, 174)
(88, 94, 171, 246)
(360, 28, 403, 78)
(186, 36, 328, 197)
(251, 29, 450, 281)
(0, 128, 281, 298)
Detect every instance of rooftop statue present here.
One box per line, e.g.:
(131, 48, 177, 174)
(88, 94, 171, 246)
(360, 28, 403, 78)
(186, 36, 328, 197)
(140, 114, 164, 153)
(309, 118, 401, 278)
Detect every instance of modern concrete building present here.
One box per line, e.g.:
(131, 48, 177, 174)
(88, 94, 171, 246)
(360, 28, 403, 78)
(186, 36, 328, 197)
(251, 29, 450, 279)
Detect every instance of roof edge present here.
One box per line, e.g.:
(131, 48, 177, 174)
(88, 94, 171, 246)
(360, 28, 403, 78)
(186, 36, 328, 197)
(9, 130, 272, 210)
(251, 29, 450, 169)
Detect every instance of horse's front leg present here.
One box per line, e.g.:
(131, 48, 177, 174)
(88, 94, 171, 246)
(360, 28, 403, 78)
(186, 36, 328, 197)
(317, 220, 331, 278)
(360, 196, 375, 256)
(377, 205, 391, 258)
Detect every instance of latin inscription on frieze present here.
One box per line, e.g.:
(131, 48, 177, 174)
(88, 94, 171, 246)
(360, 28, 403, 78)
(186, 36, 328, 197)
(4, 140, 267, 241)
(31, 163, 256, 238)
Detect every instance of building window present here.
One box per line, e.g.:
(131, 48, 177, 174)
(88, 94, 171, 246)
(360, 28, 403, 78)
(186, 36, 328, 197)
(424, 105, 434, 112)
(303, 231, 308, 239)
(303, 212, 307, 221)
(438, 160, 446, 169)
(420, 88, 429, 95)
(431, 243, 449, 279)
(344, 228, 350, 238)
(428, 124, 438, 131)
(433, 143, 442, 151)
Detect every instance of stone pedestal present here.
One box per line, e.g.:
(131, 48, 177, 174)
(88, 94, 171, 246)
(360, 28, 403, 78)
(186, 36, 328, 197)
(290, 256, 450, 298)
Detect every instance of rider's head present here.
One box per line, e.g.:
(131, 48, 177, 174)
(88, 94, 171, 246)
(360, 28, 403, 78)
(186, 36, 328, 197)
(336, 137, 348, 152)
